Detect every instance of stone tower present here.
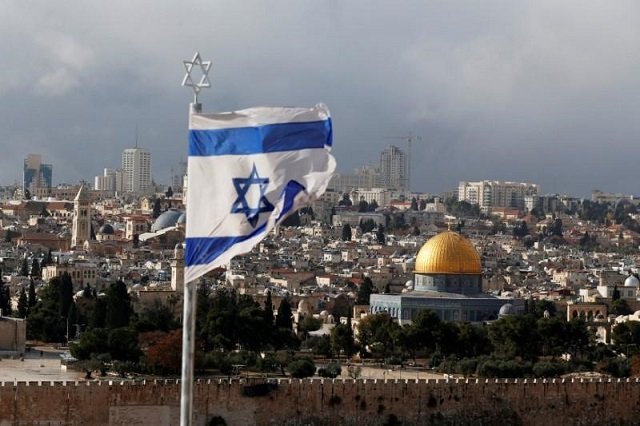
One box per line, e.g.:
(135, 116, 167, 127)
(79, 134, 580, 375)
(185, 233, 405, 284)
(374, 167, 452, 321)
(171, 243, 185, 292)
(71, 185, 91, 248)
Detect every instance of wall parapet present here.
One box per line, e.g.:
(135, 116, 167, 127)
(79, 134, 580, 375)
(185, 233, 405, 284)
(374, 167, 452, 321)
(0, 377, 637, 425)
(0, 375, 638, 388)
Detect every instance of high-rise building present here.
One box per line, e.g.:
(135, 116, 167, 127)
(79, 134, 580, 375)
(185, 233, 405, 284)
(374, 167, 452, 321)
(23, 154, 53, 197)
(458, 180, 539, 212)
(379, 145, 407, 192)
(122, 148, 151, 194)
(94, 168, 126, 193)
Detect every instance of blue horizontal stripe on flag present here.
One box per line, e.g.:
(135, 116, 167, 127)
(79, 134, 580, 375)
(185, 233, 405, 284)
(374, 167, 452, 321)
(189, 119, 332, 156)
(185, 224, 266, 267)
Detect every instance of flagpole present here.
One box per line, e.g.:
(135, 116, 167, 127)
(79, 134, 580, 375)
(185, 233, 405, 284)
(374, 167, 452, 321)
(180, 52, 211, 426)
(180, 277, 198, 426)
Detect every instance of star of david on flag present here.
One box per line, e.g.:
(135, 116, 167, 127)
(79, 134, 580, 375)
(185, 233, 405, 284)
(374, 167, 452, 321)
(185, 104, 335, 282)
(230, 164, 275, 227)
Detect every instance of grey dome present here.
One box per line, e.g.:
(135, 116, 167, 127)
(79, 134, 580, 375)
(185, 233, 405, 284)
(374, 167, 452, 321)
(624, 275, 639, 288)
(177, 213, 186, 225)
(498, 303, 514, 316)
(151, 209, 184, 232)
(98, 224, 115, 235)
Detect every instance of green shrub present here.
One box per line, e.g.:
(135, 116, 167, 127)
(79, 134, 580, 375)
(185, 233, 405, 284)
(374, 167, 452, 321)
(532, 361, 569, 377)
(287, 358, 316, 378)
(318, 362, 341, 378)
(456, 358, 479, 376)
(476, 359, 532, 378)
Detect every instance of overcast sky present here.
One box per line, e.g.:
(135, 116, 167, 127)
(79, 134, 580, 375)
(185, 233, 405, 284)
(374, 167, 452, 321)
(1, 1, 639, 197)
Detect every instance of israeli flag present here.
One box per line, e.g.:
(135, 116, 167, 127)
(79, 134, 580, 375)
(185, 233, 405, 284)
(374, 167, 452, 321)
(185, 104, 335, 282)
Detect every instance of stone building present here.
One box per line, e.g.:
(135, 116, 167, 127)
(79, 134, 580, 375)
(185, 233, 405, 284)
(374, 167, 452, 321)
(0, 316, 26, 355)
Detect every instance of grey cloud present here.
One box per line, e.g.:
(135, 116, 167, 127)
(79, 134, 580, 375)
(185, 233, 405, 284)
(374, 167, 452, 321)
(0, 1, 639, 196)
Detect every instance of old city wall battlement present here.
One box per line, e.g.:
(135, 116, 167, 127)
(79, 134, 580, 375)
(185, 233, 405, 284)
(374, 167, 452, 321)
(0, 377, 638, 425)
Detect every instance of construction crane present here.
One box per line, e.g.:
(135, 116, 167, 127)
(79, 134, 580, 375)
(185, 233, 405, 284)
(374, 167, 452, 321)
(387, 133, 421, 192)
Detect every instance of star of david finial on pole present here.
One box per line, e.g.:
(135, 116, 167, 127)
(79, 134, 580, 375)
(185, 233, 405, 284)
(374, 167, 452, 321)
(182, 52, 212, 107)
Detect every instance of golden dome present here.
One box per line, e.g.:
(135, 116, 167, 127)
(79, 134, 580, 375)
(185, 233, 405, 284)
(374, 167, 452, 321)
(415, 231, 482, 275)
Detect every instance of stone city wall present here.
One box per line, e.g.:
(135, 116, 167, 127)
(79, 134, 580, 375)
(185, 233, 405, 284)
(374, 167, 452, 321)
(0, 377, 638, 425)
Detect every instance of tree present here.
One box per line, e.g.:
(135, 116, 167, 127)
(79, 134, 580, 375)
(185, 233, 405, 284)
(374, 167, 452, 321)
(357, 312, 400, 358)
(488, 315, 540, 361)
(60, 273, 74, 319)
(152, 198, 162, 219)
(20, 258, 29, 277)
(513, 221, 529, 239)
(299, 316, 322, 338)
(105, 280, 132, 329)
(45, 249, 53, 266)
(612, 321, 640, 356)
(399, 310, 442, 360)
(28, 280, 37, 310)
(549, 218, 563, 237)
(455, 322, 492, 358)
(108, 327, 142, 361)
(134, 300, 178, 333)
(356, 277, 375, 305)
(359, 219, 376, 234)
(341, 224, 352, 241)
(338, 193, 352, 207)
(236, 296, 270, 352)
(144, 330, 183, 373)
(0, 279, 11, 317)
(264, 291, 274, 326)
(287, 358, 316, 378)
(331, 320, 355, 357)
(165, 186, 174, 198)
(376, 225, 386, 245)
(17, 288, 28, 318)
(419, 199, 427, 210)
(27, 276, 67, 341)
(369, 200, 379, 212)
(410, 197, 418, 211)
(611, 299, 632, 316)
(31, 258, 41, 279)
(358, 199, 369, 213)
(91, 297, 107, 329)
(276, 298, 293, 330)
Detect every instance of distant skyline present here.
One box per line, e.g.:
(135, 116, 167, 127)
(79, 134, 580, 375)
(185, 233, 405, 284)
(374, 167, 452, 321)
(1, 2, 639, 197)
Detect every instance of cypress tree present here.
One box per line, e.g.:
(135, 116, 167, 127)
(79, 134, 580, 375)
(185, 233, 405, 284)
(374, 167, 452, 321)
(276, 297, 293, 330)
(264, 291, 274, 325)
(28, 280, 37, 309)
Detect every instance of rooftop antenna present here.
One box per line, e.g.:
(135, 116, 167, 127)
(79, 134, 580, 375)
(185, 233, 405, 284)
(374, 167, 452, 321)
(180, 51, 212, 426)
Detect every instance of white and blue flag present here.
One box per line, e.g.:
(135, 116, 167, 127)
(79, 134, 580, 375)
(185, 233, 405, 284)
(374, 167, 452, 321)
(185, 104, 335, 282)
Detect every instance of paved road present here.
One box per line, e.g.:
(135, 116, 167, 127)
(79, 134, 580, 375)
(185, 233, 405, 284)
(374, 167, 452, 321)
(0, 346, 82, 383)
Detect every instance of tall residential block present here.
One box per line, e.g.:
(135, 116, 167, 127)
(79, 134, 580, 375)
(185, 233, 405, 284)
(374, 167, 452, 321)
(379, 145, 407, 192)
(94, 168, 126, 193)
(122, 148, 151, 194)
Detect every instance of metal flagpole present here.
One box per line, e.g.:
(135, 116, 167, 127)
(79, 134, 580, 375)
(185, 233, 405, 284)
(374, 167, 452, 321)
(180, 52, 211, 426)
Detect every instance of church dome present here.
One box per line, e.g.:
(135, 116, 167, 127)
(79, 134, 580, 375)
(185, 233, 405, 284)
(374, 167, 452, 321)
(177, 212, 186, 225)
(98, 224, 115, 235)
(624, 275, 639, 288)
(151, 209, 184, 232)
(415, 231, 482, 275)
